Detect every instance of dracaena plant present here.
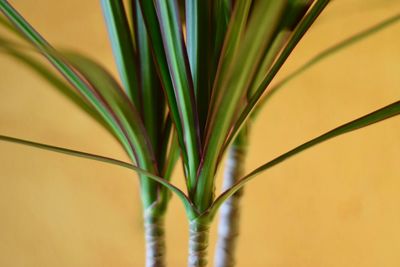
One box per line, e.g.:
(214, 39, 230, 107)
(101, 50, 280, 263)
(0, 1, 399, 267)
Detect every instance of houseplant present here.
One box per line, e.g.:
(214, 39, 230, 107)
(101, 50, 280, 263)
(0, 1, 397, 264)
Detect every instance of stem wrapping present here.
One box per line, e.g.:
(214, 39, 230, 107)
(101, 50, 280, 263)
(188, 220, 210, 267)
(214, 131, 248, 267)
(144, 213, 166, 267)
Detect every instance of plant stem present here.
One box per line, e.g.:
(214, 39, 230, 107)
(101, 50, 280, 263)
(214, 128, 248, 267)
(144, 212, 166, 267)
(188, 219, 210, 267)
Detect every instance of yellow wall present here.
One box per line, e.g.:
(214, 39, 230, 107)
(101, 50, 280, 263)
(0, 0, 399, 266)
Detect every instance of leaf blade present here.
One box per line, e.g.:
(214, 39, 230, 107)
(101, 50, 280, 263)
(186, 0, 213, 132)
(137, 0, 194, 188)
(0, 39, 102, 125)
(131, 1, 165, 164)
(0, 1, 162, 208)
(210, 100, 400, 217)
(252, 13, 400, 118)
(0, 1, 129, 150)
(0, 134, 196, 218)
(64, 52, 162, 206)
(101, 0, 140, 106)
(154, 0, 201, 189)
(196, 0, 288, 212)
(222, 0, 330, 158)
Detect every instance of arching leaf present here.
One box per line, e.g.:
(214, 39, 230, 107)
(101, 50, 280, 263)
(210, 100, 400, 218)
(222, 0, 330, 159)
(0, 134, 197, 219)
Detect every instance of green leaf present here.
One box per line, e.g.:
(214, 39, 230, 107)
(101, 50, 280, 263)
(208, 0, 252, 114)
(0, 38, 106, 129)
(153, 0, 201, 191)
(137, 0, 192, 186)
(196, 0, 288, 212)
(0, 12, 18, 34)
(186, 0, 213, 132)
(100, 0, 140, 106)
(163, 132, 180, 180)
(222, 0, 330, 158)
(0, 134, 196, 219)
(191, 0, 252, 211)
(209, 0, 232, 106)
(0, 1, 162, 208)
(131, 1, 165, 164)
(210, 100, 400, 218)
(252, 13, 400, 118)
(63, 52, 161, 206)
(212, 0, 232, 70)
(248, 0, 312, 97)
(0, 1, 133, 158)
(157, 114, 173, 178)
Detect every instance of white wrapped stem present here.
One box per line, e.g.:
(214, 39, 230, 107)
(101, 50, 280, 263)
(144, 214, 166, 267)
(188, 220, 210, 267)
(214, 142, 247, 267)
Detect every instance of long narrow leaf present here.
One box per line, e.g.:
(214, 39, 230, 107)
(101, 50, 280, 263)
(63, 52, 162, 206)
(0, 1, 135, 160)
(251, 13, 400, 119)
(210, 100, 400, 218)
(163, 135, 180, 180)
(0, 12, 18, 34)
(137, 0, 191, 186)
(249, 0, 312, 97)
(0, 134, 196, 218)
(207, 0, 252, 116)
(0, 1, 165, 208)
(0, 40, 101, 124)
(101, 0, 140, 106)
(186, 0, 213, 132)
(196, 0, 288, 212)
(222, 0, 330, 158)
(190, 0, 252, 209)
(211, 0, 232, 75)
(63, 52, 155, 156)
(158, 114, 173, 177)
(154, 0, 201, 190)
(131, 1, 165, 165)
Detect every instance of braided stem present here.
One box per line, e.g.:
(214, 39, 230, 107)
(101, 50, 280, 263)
(214, 131, 248, 267)
(188, 220, 210, 267)
(144, 214, 166, 267)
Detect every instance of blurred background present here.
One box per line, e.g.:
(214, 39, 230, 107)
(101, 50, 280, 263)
(0, 0, 399, 266)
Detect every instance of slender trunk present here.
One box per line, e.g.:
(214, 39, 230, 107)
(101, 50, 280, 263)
(188, 220, 210, 267)
(144, 215, 166, 267)
(214, 129, 248, 267)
